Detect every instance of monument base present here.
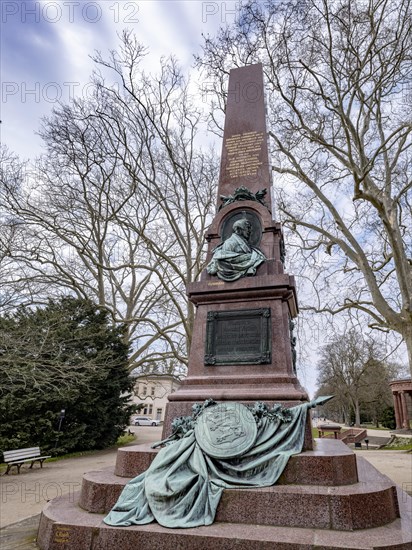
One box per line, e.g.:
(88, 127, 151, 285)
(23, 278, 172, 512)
(37, 440, 412, 549)
(163, 266, 311, 447)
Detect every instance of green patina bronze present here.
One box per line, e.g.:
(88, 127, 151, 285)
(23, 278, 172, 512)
(194, 402, 258, 458)
(206, 219, 266, 282)
(218, 186, 268, 211)
(104, 397, 333, 529)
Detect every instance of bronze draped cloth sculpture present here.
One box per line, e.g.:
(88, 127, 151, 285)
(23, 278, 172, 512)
(104, 397, 331, 529)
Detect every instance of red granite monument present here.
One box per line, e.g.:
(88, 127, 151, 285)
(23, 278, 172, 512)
(37, 64, 412, 550)
(163, 62, 311, 446)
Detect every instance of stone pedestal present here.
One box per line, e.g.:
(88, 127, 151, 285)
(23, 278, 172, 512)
(37, 439, 412, 549)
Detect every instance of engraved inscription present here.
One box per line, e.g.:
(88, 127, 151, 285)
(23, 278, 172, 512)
(225, 131, 264, 178)
(54, 528, 71, 543)
(205, 308, 271, 365)
(215, 318, 261, 357)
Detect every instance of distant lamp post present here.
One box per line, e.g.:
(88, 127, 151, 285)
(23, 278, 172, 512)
(54, 409, 66, 449)
(58, 409, 66, 431)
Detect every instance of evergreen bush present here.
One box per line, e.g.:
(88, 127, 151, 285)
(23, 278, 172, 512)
(0, 297, 135, 455)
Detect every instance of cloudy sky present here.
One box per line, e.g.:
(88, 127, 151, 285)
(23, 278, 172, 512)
(1, 0, 236, 160)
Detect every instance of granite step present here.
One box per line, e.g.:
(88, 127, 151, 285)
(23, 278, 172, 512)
(37, 485, 412, 550)
(115, 438, 358, 485)
(78, 457, 399, 531)
(79, 467, 127, 514)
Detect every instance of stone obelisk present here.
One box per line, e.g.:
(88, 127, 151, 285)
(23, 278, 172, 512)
(218, 62, 272, 201)
(164, 63, 310, 445)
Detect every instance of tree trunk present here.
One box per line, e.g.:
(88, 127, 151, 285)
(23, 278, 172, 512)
(342, 407, 350, 426)
(404, 325, 412, 380)
(355, 399, 361, 428)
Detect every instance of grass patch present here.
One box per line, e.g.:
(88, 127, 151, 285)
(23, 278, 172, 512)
(381, 437, 412, 451)
(312, 428, 320, 439)
(115, 433, 136, 447)
(360, 423, 391, 431)
(49, 432, 136, 462)
(46, 450, 96, 462)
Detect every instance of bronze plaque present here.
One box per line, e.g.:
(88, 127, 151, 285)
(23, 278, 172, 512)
(205, 308, 271, 365)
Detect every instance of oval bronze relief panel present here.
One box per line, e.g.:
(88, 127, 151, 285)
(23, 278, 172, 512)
(195, 402, 257, 459)
(220, 211, 262, 247)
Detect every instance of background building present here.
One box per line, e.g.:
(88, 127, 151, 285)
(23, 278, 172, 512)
(131, 374, 182, 423)
(390, 379, 412, 430)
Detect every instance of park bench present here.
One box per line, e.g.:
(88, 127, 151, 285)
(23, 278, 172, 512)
(2, 447, 51, 474)
(317, 423, 342, 439)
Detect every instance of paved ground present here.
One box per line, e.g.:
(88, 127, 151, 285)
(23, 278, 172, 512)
(0, 426, 162, 529)
(0, 425, 411, 549)
(355, 449, 412, 493)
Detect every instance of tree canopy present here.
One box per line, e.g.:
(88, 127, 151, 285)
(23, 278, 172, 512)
(0, 39, 218, 374)
(0, 297, 135, 454)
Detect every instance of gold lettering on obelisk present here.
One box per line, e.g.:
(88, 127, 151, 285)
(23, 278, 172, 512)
(225, 131, 264, 178)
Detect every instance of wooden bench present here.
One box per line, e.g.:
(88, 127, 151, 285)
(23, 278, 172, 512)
(317, 423, 342, 439)
(2, 447, 51, 474)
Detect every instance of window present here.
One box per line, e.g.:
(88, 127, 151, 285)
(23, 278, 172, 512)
(151, 386, 155, 396)
(143, 408, 147, 415)
(143, 386, 147, 396)
(149, 405, 153, 414)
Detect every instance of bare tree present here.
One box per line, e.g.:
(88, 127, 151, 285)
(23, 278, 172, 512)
(197, 0, 412, 374)
(91, 38, 218, 354)
(316, 331, 392, 426)
(0, 147, 38, 310)
(0, 40, 218, 373)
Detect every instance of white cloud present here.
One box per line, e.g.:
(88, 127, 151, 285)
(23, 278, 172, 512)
(1, 1, 230, 158)
(56, 26, 97, 81)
